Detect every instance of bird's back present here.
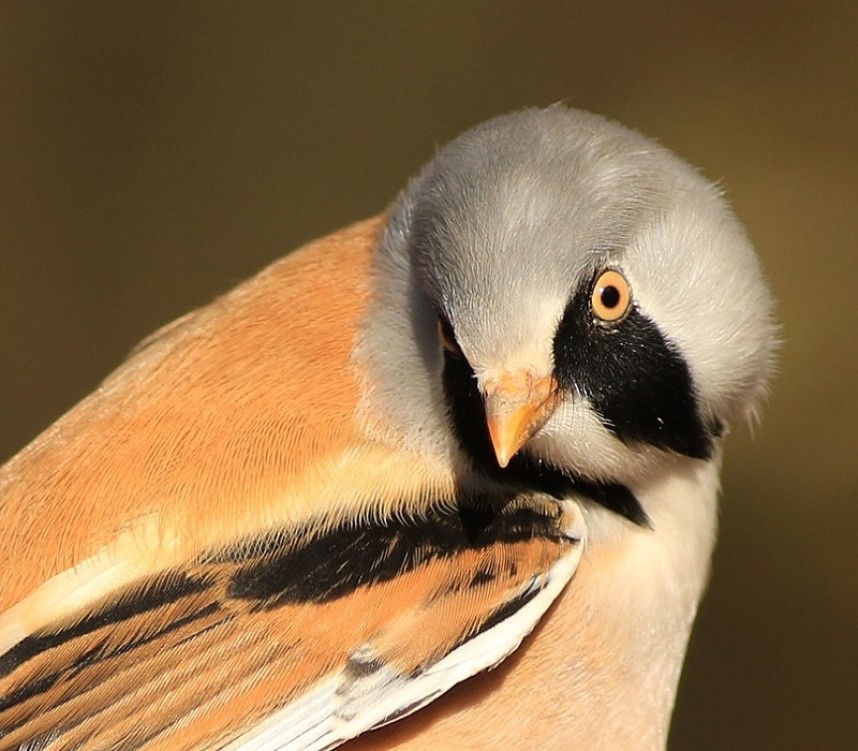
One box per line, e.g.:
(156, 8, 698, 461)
(0, 216, 381, 624)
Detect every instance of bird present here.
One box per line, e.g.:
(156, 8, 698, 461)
(0, 106, 777, 750)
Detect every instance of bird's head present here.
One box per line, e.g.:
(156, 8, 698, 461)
(362, 107, 777, 514)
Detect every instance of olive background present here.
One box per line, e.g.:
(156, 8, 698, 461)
(1, 3, 855, 749)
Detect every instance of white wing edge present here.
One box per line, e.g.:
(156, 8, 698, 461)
(225, 500, 585, 751)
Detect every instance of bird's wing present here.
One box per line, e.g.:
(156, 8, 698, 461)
(0, 493, 584, 751)
(0, 216, 585, 749)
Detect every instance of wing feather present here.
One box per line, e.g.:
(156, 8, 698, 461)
(0, 216, 588, 750)
(1, 496, 584, 750)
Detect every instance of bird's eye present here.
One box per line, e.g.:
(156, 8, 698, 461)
(591, 269, 632, 323)
(438, 316, 463, 357)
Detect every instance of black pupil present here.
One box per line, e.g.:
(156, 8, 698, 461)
(601, 285, 621, 309)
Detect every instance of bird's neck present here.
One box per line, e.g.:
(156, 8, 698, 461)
(345, 455, 720, 751)
(529, 453, 722, 749)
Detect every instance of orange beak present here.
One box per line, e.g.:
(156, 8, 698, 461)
(483, 371, 560, 468)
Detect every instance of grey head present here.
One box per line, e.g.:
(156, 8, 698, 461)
(361, 106, 777, 504)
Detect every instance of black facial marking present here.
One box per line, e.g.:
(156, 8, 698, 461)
(554, 273, 716, 460)
(441, 350, 649, 527)
(228, 496, 569, 609)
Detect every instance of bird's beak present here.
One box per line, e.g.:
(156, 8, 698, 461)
(483, 372, 560, 468)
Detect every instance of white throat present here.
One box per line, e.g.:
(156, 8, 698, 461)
(545, 451, 722, 748)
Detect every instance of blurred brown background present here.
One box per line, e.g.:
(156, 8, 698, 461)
(1, 2, 855, 748)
